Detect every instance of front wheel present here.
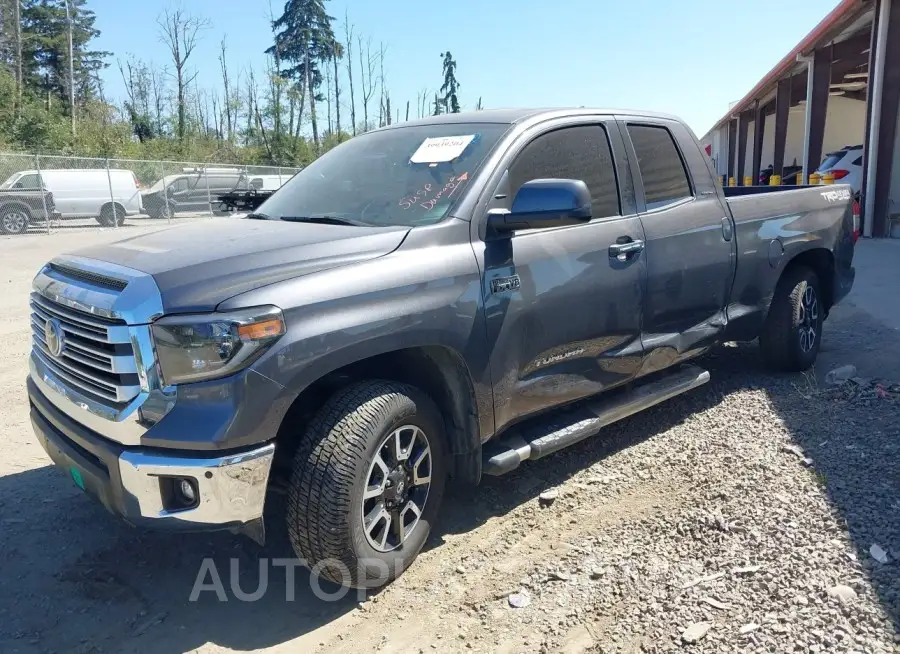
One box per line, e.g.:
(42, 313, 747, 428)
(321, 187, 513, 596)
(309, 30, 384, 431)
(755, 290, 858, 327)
(760, 265, 823, 371)
(286, 380, 447, 589)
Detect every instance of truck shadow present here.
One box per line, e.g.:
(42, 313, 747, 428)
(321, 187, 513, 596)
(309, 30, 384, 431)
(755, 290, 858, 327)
(0, 470, 357, 653)
(1, 311, 896, 652)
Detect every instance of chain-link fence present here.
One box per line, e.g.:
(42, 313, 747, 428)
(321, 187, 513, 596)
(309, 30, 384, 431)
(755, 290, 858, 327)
(0, 152, 301, 235)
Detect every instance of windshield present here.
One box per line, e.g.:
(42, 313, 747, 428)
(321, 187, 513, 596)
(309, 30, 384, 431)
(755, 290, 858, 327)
(255, 123, 510, 227)
(147, 176, 174, 193)
(0, 173, 21, 189)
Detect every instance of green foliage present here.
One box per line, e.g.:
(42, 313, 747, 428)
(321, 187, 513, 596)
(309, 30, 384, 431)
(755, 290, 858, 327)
(440, 51, 460, 114)
(22, 0, 109, 107)
(0, 0, 472, 167)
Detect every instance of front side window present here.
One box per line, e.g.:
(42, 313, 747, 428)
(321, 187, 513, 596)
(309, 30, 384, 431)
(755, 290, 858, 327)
(627, 124, 693, 210)
(257, 123, 510, 227)
(13, 174, 42, 190)
(508, 125, 620, 219)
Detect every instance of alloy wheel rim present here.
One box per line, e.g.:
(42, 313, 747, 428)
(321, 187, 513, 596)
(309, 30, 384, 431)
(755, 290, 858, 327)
(3, 211, 26, 233)
(361, 425, 432, 553)
(798, 285, 819, 353)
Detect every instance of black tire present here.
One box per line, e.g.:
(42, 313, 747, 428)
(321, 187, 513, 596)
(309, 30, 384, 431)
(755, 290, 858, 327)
(0, 205, 31, 235)
(97, 204, 125, 227)
(286, 380, 447, 589)
(760, 265, 823, 371)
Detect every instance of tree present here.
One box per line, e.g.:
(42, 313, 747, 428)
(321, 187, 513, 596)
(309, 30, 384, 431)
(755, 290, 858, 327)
(21, 0, 110, 111)
(439, 51, 460, 114)
(157, 6, 209, 141)
(118, 55, 155, 141)
(268, 0, 335, 154)
(475, 96, 483, 110)
(432, 91, 441, 116)
(329, 35, 343, 136)
(358, 35, 377, 131)
(219, 38, 233, 141)
(342, 12, 355, 136)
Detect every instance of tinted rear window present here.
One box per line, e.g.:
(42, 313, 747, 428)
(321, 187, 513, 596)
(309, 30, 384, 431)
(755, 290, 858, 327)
(627, 124, 692, 210)
(818, 153, 844, 171)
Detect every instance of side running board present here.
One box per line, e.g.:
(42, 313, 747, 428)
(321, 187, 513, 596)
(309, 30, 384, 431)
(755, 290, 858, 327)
(482, 365, 710, 476)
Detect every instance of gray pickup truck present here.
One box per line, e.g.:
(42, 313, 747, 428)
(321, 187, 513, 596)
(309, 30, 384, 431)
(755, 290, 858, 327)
(0, 184, 59, 235)
(27, 108, 856, 588)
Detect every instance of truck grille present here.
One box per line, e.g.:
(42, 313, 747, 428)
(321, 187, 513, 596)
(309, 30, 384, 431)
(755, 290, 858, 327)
(30, 293, 141, 404)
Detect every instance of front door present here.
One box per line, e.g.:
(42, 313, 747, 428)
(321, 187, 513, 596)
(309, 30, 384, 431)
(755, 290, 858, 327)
(619, 119, 736, 374)
(477, 120, 647, 433)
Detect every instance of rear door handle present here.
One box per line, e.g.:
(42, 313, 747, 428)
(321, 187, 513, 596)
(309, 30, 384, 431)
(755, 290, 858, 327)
(609, 239, 645, 262)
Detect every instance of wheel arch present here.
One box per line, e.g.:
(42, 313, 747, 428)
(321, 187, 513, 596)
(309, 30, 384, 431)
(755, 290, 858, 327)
(272, 343, 484, 487)
(776, 247, 835, 315)
(0, 201, 33, 219)
(100, 201, 127, 216)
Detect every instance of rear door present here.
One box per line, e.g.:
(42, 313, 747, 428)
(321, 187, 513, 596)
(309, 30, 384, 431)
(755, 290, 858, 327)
(618, 118, 736, 374)
(475, 117, 647, 432)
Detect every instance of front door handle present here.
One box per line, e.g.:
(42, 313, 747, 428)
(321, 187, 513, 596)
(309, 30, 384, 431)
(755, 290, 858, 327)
(609, 239, 645, 262)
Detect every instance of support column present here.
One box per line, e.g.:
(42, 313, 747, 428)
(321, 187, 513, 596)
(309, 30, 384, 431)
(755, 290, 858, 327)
(773, 79, 791, 178)
(804, 47, 832, 178)
(737, 112, 751, 185)
(864, 0, 900, 237)
(752, 100, 765, 184)
(727, 119, 737, 183)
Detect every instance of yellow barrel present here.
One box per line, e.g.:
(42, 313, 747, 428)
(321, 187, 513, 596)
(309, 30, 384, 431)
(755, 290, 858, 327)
(810, 172, 822, 185)
(728, 177, 736, 187)
(743, 175, 753, 186)
(796, 170, 804, 185)
(823, 172, 835, 185)
(769, 174, 782, 186)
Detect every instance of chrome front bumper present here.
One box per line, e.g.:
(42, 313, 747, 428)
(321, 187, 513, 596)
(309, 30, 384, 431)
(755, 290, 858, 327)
(118, 445, 275, 526)
(28, 376, 274, 530)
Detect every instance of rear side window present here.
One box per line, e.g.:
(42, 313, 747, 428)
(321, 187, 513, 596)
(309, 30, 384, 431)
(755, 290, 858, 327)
(851, 156, 863, 166)
(627, 124, 692, 210)
(508, 125, 620, 219)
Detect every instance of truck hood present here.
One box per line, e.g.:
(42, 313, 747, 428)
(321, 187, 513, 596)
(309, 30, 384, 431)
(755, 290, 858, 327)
(72, 219, 410, 313)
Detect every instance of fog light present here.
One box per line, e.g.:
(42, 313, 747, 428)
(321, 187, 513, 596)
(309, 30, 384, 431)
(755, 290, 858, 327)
(177, 478, 197, 504)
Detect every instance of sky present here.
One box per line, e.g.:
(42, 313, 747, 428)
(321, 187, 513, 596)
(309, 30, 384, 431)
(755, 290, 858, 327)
(89, 0, 842, 138)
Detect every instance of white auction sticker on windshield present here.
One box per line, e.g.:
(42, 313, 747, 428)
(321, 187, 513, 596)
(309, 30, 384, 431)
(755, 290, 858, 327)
(410, 135, 476, 164)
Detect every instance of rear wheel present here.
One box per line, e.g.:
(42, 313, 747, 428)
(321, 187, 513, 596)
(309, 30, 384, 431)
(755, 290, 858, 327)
(97, 204, 125, 227)
(286, 380, 447, 589)
(760, 265, 823, 371)
(0, 207, 30, 235)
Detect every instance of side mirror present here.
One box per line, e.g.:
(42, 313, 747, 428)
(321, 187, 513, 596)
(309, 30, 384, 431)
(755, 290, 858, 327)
(487, 179, 592, 233)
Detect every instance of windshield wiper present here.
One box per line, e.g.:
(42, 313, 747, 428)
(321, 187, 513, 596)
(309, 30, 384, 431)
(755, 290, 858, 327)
(278, 215, 367, 227)
(246, 212, 269, 220)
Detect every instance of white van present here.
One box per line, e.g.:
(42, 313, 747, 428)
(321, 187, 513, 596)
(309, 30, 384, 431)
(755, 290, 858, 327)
(0, 169, 143, 226)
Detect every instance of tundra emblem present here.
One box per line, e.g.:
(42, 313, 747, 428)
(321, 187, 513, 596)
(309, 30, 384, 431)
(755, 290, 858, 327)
(491, 275, 521, 294)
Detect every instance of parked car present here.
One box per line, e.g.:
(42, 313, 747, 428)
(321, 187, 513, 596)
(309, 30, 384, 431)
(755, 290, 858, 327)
(141, 168, 250, 218)
(27, 108, 856, 590)
(0, 183, 60, 235)
(815, 144, 863, 196)
(0, 169, 142, 226)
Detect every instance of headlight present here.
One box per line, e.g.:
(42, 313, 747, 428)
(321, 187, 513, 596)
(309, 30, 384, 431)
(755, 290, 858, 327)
(151, 306, 285, 386)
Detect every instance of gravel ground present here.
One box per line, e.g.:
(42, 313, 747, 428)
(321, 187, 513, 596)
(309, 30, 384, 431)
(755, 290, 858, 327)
(0, 227, 898, 653)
